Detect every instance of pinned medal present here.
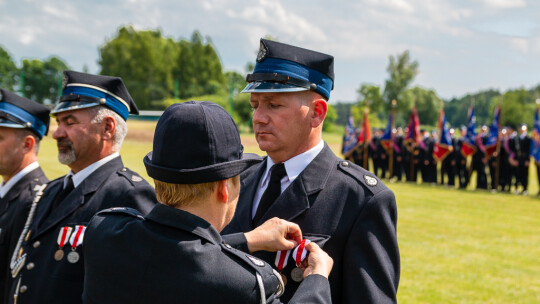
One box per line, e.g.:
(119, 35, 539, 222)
(55, 226, 73, 261)
(274, 249, 291, 286)
(290, 239, 311, 282)
(67, 225, 86, 264)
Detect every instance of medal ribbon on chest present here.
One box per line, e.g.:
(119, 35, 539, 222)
(67, 225, 86, 263)
(54, 226, 73, 261)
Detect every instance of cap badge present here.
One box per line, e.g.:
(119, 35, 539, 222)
(364, 175, 378, 186)
(131, 175, 143, 182)
(256, 40, 268, 62)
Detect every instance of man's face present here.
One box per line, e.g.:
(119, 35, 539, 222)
(52, 108, 102, 171)
(0, 127, 24, 178)
(250, 91, 313, 162)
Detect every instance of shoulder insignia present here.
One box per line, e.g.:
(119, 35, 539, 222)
(364, 175, 378, 186)
(246, 255, 265, 267)
(131, 175, 143, 182)
(97, 207, 145, 220)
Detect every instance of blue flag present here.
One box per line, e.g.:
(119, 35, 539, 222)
(530, 108, 540, 164)
(485, 106, 501, 158)
(434, 110, 453, 161)
(461, 107, 476, 157)
(342, 116, 358, 156)
(380, 112, 393, 152)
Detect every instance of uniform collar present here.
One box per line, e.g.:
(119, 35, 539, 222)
(262, 140, 324, 186)
(146, 203, 222, 245)
(0, 161, 39, 198)
(66, 152, 119, 188)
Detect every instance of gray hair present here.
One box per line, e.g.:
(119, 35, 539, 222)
(90, 106, 128, 152)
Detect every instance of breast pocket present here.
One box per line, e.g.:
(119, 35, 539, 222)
(303, 233, 331, 248)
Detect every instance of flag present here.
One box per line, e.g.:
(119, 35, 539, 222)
(530, 107, 540, 164)
(342, 116, 358, 156)
(404, 107, 420, 152)
(358, 108, 371, 144)
(380, 112, 394, 151)
(485, 106, 501, 158)
(433, 110, 453, 161)
(461, 107, 477, 157)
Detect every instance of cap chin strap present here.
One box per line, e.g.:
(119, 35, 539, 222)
(246, 73, 317, 91)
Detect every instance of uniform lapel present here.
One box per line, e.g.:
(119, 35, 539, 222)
(234, 159, 267, 231)
(33, 157, 124, 240)
(0, 167, 47, 217)
(253, 144, 337, 225)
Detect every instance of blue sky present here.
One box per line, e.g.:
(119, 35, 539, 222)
(1, 0, 539, 103)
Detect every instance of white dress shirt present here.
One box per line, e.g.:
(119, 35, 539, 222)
(63, 152, 119, 189)
(251, 140, 324, 219)
(0, 161, 40, 199)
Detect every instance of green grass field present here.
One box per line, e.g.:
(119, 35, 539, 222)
(38, 120, 540, 303)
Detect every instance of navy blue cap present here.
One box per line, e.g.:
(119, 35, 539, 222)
(242, 39, 334, 100)
(144, 101, 261, 184)
(0, 89, 50, 139)
(51, 71, 139, 120)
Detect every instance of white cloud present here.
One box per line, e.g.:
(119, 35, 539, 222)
(483, 0, 527, 9)
(507, 37, 529, 54)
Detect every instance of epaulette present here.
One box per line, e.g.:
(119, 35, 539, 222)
(117, 167, 146, 184)
(96, 207, 145, 220)
(220, 242, 284, 301)
(336, 159, 388, 195)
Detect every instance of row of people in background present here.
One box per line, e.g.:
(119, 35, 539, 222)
(345, 124, 539, 196)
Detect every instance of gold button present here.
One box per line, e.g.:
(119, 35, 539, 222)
(26, 263, 35, 270)
(20, 285, 27, 293)
(33, 241, 40, 248)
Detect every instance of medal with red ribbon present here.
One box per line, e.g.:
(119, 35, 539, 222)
(292, 239, 311, 266)
(54, 226, 73, 261)
(67, 225, 86, 264)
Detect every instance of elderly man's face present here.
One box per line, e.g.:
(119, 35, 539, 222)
(52, 108, 103, 172)
(250, 91, 314, 163)
(0, 127, 25, 178)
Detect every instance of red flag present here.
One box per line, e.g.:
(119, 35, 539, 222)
(358, 108, 371, 144)
(404, 107, 420, 152)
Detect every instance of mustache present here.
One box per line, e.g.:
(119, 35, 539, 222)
(57, 139, 74, 148)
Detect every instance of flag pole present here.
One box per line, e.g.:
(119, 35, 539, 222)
(363, 100, 370, 169)
(389, 99, 396, 179)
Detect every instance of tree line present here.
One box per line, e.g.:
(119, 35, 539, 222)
(1, 26, 538, 130)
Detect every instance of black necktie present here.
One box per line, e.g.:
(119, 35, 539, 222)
(53, 175, 74, 209)
(253, 163, 287, 224)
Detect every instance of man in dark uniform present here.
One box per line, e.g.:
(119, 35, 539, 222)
(222, 39, 400, 304)
(456, 126, 469, 188)
(0, 90, 49, 304)
(516, 124, 531, 195)
(83, 101, 333, 304)
(8, 71, 157, 304)
(441, 128, 456, 187)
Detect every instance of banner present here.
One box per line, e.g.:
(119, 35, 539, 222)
(433, 110, 453, 161)
(484, 106, 501, 158)
(342, 116, 358, 156)
(404, 107, 420, 152)
(380, 112, 394, 151)
(461, 107, 477, 157)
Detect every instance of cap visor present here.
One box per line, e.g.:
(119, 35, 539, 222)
(51, 101, 99, 115)
(241, 81, 309, 94)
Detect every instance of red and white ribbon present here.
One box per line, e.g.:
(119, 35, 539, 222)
(69, 225, 86, 249)
(292, 239, 311, 266)
(57, 226, 73, 248)
(274, 249, 291, 271)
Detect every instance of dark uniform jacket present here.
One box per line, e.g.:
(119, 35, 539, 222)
(82, 204, 331, 304)
(1, 167, 47, 304)
(8, 157, 157, 304)
(223, 144, 400, 304)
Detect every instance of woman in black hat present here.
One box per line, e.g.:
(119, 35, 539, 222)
(82, 101, 333, 304)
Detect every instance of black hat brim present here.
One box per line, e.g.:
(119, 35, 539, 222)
(144, 152, 262, 184)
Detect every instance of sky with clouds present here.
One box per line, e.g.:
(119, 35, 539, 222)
(1, 0, 539, 103)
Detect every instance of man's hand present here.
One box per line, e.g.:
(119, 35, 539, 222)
(244, 217, 302, 253)
(299, 242, 333, 279)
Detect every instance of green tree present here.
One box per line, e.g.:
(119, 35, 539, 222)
(20, 56, 68, 104)
(357, 83, 384, 117)
(99, 26, 178, 109)
(0, 46, 17, 90)
(383, 50, 419, 122)
(409, 86, 443, 127)
(500, 88, 535, 128)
